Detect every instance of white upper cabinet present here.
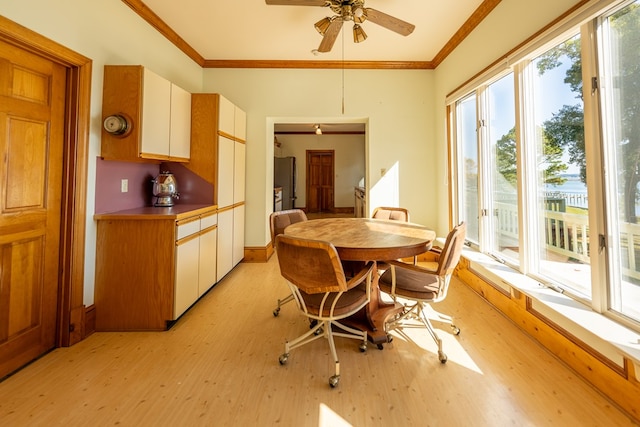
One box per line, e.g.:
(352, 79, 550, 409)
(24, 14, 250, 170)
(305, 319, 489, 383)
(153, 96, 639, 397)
(169, 83, 192, 161)
(140, 68, 171, 159)
(218, 95, 235, 137)
(101, 65, 191, 163)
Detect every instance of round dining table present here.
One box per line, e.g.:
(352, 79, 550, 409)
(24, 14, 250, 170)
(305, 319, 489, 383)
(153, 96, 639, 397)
(284, 217, 436, 345)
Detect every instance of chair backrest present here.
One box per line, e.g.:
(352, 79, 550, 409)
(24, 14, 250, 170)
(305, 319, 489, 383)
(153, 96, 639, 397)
(275, 234, 347, 294)
(434, 222, 466, 277)
(372, 206, 410, 222)
(270, 209, 308, 245)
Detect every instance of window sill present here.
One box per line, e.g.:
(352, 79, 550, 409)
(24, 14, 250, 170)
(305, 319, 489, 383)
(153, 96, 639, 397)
(461, 247, 640, 380)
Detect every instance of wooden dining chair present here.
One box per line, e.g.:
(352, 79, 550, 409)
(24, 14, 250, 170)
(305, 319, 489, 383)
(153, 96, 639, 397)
(275, 234, 375, 388)
(372, 206, 414, 268)
(378, 222, 466, 363)
(270, 209, 308, 316)
(371, 206, 410, 222)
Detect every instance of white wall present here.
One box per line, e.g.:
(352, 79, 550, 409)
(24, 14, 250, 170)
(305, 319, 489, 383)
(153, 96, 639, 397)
(1, 0, 203, 305)
(203, 68, 436, 247)
(276, 133, 365, 209)
(432, 0, 583, 233)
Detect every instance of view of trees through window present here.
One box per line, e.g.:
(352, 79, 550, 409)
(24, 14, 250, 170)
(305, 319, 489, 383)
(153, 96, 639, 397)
(451, 0, 640, 326)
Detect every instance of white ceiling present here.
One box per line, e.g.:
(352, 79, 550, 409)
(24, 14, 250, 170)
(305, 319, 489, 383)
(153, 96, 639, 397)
(140, 0, 485, 62)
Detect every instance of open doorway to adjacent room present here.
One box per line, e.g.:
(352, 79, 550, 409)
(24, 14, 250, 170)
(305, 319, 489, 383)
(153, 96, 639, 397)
(272, 121, 367, 219)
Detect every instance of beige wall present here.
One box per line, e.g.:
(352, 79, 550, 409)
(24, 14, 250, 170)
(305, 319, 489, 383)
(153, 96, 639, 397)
(203, 68, 436, 246)
(0, 0, 582, 305)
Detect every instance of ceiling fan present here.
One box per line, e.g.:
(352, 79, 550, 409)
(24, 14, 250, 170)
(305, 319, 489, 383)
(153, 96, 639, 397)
(265, 1, 415, 53)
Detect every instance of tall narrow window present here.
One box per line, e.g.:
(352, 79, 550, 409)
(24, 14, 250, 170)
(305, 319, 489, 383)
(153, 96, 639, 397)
(457, 94, 479, 244)
(486, 73, 517, 263)
(600, 1, 640, 322)
(529, 35, 589, 297)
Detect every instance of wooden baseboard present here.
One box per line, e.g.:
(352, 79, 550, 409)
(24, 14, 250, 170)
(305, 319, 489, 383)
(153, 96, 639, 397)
(456, 258, 640, 422)
(243, 244, 273, 263)
(84, 304, 96, 338)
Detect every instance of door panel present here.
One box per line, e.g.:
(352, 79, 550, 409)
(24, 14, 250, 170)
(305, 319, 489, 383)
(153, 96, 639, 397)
(306, 151, 334, 213)
(0, 40, 65, 377)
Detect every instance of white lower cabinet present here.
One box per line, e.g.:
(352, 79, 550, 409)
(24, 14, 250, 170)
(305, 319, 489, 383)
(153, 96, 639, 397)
(199, 214, 218, 297)
(175, 233, 200, 319)
(217, 208, 234, 282)
(175, 212, 218, 319)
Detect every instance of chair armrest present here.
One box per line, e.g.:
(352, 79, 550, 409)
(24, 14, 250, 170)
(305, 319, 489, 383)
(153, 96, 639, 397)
(345, 261, 376, 290)
(387, 259, 438, 274)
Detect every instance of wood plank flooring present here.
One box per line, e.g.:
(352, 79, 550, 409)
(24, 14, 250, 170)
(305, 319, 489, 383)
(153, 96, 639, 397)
(0, 256, 635, 426)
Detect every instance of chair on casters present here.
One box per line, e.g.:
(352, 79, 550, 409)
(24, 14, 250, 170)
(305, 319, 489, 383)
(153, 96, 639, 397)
(378, 222, 466, 363)
(270, 209, 308, 316)
(371, 206, 415, 269)
(275, 234, 375, 388)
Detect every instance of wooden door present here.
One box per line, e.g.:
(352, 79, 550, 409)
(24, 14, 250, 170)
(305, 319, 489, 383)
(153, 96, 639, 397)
(0, 40, 66, 376)
(306, 150, 335, 213)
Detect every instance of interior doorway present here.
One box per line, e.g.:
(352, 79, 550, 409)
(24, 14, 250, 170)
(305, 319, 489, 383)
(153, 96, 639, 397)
(306, 150, 335, 213)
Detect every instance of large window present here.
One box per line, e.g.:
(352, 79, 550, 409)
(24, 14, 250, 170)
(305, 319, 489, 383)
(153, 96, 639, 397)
(600, 1, 640, 322)
(449, 0, 640, 328)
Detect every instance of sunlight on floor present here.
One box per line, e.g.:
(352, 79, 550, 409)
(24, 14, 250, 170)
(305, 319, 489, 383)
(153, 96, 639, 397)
(319, 403, 352, 427)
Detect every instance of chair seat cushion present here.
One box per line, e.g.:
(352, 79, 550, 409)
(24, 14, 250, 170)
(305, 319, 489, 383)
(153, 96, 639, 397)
(379, 266, 439, 300)
(300, 285, 368, 318)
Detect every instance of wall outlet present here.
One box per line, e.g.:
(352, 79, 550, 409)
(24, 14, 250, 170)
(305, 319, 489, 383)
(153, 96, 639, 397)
(121, 179, 128, 193)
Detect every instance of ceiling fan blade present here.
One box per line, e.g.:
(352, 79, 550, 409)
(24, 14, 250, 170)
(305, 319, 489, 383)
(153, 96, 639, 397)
(365, 8, 415, 36)
(318, 18, 343, 52)
(265, 0, 327, 5)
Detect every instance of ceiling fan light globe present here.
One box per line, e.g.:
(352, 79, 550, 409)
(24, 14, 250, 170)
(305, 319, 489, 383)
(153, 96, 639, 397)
(353, 24, 367, 43)
(314, 17, 332, 35)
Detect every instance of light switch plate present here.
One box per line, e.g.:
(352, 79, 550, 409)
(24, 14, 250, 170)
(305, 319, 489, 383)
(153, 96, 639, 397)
(121, 179, 128, 193)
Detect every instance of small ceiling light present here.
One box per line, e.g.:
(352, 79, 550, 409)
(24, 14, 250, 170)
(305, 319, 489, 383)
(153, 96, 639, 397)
(353, 24, 367, 43)
(314, 17, 332, 36)
(315, 124, 322, 135)
(353, 7, 366, 23)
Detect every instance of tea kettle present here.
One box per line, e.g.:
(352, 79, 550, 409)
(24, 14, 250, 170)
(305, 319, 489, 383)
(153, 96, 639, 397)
(152, 171, 179, 207)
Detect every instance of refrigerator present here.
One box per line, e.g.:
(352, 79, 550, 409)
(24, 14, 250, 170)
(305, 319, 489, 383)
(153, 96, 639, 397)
(274, 156, 296, 210)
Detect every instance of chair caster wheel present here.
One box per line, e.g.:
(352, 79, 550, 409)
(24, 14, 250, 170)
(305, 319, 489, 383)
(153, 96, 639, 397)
(451, 325, 461, 335)
(273, 308, 280, 317)
(329, 375, 339, 387)
(314, 327, 323, 336)
(377, 343, 384, 350)
(359, 342, 367, 352)
(438, 351, 447, 363)
(279, 353, 289, 365)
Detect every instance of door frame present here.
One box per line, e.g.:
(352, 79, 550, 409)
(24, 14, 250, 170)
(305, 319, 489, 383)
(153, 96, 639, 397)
(0, 16, 91, 347)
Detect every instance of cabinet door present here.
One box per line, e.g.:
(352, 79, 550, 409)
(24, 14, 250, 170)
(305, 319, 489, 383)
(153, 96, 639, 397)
(217, 208, 234, 282)
(217, 136, 235, 208)
(199, 225, 217, 297)
(169, 83, 191, 161)
(218, 94, 235, 137)
(232, 204, 245, 266)
(233, 141, 245, 203)
(175, 234, 200, 319)
(234, 105, 246, 141)
(141, 68, 171, 158)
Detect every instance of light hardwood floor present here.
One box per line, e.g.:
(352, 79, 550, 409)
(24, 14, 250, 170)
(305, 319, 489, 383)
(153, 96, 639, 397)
(0, 256, 635, 426)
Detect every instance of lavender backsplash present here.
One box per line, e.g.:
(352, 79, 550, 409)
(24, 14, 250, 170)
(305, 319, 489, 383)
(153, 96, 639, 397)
(95, 157, 214, 214)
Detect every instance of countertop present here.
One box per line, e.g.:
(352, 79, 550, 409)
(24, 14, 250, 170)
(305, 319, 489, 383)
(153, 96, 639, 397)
(94, 204, 217, 221)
